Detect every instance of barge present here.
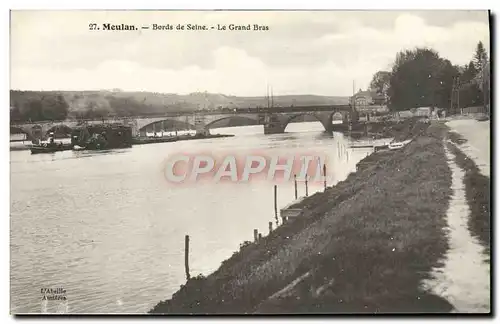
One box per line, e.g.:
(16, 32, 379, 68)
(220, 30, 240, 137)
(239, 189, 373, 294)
(71, 124, 133, 150)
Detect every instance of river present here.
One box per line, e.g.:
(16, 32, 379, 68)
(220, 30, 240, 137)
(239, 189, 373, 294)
(10, 121, 374, 314)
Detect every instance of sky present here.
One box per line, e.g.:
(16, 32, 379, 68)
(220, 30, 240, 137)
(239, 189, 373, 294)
(10, 10, 490, 96)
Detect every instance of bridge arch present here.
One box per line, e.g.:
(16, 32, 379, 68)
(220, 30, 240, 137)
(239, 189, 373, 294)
(10, 126, 32, 141)
(10, 126, 25, 135)
(138, 119, 196, 132)
(46, 124, 73, 137)
(204, 115, 259, 129)
(283, 111, 343, 132)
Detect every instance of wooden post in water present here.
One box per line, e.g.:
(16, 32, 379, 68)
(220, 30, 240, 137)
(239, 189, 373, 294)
(258, 233, 263, 241)
(184, 235, 190, 281)
(274, 185, 278, 226)
(323, 164, 327, 191)
(305, 174, 309, 197)
(269, 221, 273, 234)
(254, 229, 258, 242)
(294, 174, 298, 200)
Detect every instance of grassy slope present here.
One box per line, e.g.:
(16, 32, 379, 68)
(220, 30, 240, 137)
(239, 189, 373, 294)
(446, 134, 490, 259)
(150, 122, 453, 314)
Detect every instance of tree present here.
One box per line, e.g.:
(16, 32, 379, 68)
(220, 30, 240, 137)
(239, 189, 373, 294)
(21, 99, 44, 122)
(473, 41, 488, 72)
(369, 71, 391, 96)
(387, 47, 459, 111)
(41, 95, 69, 121)
(53, 95, 69, 120)
(10, 104, 22, 122)
(458, 61, 483, 107)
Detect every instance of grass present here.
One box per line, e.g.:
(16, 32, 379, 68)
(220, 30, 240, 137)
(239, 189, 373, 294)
(149, 121, 453, 314)
(446, 138, 490, 260)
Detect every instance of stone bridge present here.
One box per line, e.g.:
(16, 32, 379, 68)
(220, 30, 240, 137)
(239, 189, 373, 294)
(10, 105, 355, 141)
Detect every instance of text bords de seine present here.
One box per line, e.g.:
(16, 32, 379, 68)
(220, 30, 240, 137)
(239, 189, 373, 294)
(93, 23, 270, 31)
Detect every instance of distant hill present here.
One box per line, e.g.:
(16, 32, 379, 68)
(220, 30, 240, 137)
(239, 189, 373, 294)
(10, 90, 349, 121)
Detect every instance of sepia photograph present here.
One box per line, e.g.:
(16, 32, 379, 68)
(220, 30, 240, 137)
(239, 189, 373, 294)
(9, 9, 491, 315)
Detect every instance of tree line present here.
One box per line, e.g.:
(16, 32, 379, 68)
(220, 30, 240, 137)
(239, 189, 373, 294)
(369, 41, 490, 113)
(10, 95, 69, 122)
(10, 93, 167, 123)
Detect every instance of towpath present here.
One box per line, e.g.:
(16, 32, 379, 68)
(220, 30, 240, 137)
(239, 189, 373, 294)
(447, 119, 490, 177)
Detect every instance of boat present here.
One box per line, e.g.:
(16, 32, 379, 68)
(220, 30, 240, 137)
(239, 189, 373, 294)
(30, 143, 71, 154)
(476, 115, 489, 122)
(262, 85, 286, 135)
(350, 144, 376, 149)
(388, 142, 405, 150)
(374, 144, 389, 152)
(350, 138, 393, 150)
(388, 139, 412, 150)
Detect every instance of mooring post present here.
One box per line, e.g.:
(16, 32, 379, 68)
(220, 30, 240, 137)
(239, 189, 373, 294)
(294, 174, 298, 200)
(305, 174, 309, 197)
(323, 164, 327, 191)
(274, 185, 278, 225)
(258, 233, 262, 241)
(185, 235, 190, 281)
(269, 221, 273, 234)
(254, 229, 258, 242)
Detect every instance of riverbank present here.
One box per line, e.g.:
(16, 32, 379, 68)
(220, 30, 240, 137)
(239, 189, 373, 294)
(149, 120, 457, 314)
(331, 119, 428, 141)
(10, 133, 235, 151)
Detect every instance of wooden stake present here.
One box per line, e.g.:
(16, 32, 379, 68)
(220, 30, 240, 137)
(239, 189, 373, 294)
(269, 221, 273, 234)
(323, 164, 327, 191)
(274, 185, 278, 225)
(305, 174, 309, 197)
(254, 229, 258, 242)
(294, 174, 298, 200)
(185, 235, 190, 281)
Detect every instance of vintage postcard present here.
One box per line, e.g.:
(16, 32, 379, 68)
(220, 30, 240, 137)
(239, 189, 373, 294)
(9, 10, 490, 314)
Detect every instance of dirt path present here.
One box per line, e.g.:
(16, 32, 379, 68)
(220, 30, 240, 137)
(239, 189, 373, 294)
(447, 119, 490, 177)
(421, 140, 490, 313)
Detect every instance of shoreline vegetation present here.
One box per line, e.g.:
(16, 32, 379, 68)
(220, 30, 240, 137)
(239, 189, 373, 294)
(149, 119, 461, 314)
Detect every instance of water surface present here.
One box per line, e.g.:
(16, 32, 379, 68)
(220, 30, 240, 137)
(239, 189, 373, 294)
(11, 122, 372, 313)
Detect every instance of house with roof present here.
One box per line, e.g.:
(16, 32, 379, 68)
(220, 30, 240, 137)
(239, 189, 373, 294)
(349, 89, 386, 109)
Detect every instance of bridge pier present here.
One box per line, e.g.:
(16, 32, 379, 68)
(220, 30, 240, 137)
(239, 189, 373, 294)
(263, 122, 286, 134)
(196, 128, 211, 136)
(263, 114, 286, 134)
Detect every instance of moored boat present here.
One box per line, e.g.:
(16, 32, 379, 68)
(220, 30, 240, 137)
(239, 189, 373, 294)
(30, 143, 71, 154)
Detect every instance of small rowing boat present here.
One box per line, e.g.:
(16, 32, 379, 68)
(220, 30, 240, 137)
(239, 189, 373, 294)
(30, 143, 70, 154)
